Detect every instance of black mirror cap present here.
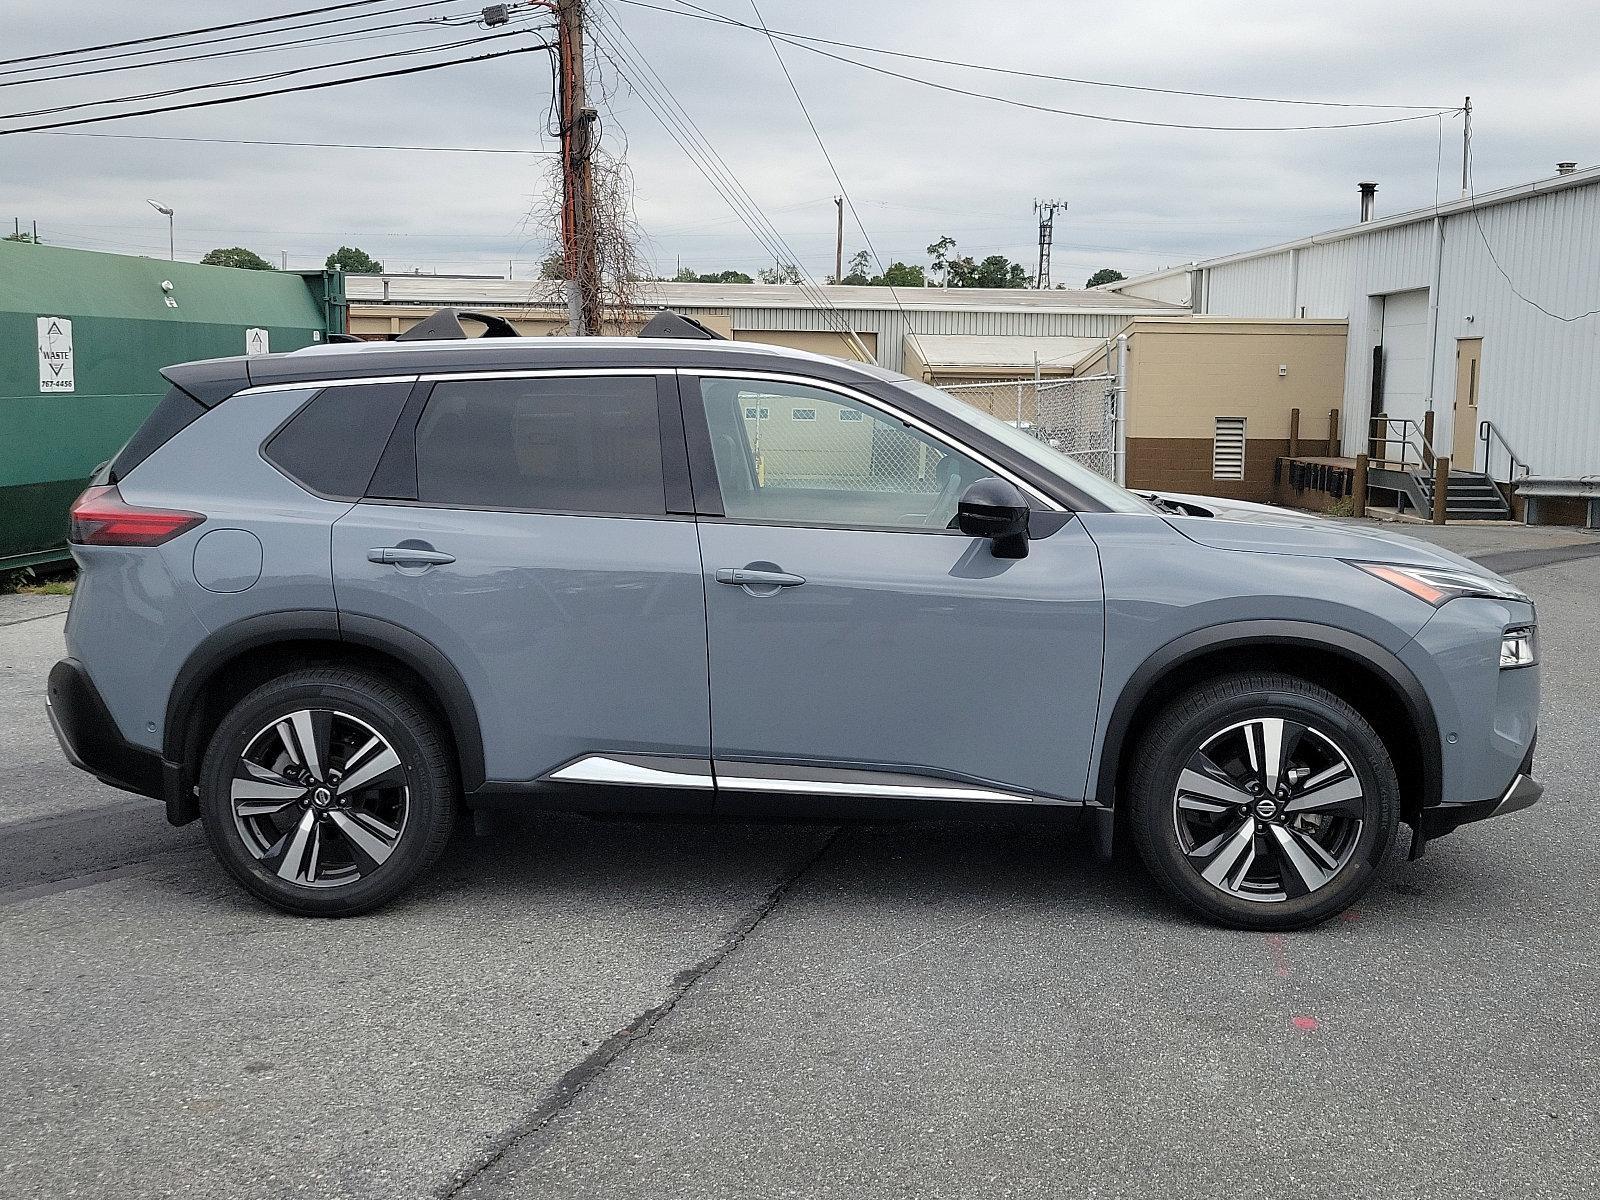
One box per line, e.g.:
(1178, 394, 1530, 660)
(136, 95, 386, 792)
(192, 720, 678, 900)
(956, 477, 1031, 558)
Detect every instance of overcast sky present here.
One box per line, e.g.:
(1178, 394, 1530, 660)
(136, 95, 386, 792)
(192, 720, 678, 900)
(2, 0, 1595, 287)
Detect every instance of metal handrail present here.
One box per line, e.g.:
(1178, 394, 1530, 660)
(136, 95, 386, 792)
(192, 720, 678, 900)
(1368, 416, 1438, 472)
(1479, 420, 1530, 482)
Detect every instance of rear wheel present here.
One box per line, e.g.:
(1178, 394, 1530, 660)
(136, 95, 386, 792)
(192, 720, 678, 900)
(199, 667, 456, 917)
(1129, 671, 1398, 930)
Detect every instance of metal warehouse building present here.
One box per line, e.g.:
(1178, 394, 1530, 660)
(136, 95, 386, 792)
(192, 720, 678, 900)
(344, 277, 1184, 379)
(1103, 164, 1600, 522)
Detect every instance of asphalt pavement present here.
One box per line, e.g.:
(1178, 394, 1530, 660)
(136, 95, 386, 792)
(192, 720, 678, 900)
(2, 522, 1596, 1199)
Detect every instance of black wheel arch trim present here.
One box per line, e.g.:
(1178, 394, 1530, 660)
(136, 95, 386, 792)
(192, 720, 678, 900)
(163, 610, 487, 810)
(1092, 619, 1442, 815)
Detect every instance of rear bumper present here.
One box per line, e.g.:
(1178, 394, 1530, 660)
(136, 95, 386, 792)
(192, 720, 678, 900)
(47, 658, 185, 819)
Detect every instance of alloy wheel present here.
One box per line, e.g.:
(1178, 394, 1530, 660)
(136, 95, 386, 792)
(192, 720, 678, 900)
(230, 708, 410, 889)
(1172, 717, 1366, 903)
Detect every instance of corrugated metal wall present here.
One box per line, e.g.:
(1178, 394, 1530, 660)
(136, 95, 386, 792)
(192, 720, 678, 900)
(1193, 178, 1600, 479)
(722, 305, 1135, 370)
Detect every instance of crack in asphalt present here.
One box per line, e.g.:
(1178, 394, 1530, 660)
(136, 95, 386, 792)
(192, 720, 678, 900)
(435, 825, 843, 1199)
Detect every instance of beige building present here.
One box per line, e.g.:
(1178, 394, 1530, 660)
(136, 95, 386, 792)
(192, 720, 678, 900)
(1073, 318, 1348, 502)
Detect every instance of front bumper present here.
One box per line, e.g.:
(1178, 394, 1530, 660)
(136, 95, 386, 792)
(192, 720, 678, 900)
(47, 658, 175, 809)
(1417, 740, 1542, 845)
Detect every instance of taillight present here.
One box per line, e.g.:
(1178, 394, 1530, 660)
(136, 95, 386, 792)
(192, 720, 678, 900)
(68, 485, 204, 547)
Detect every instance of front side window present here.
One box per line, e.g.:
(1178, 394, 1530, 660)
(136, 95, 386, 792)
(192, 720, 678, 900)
(700, 378, 989, 530)
(414, 375, 664, 514)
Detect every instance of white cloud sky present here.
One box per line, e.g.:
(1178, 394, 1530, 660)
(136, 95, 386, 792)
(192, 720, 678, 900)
(2, 0, 1595, 287)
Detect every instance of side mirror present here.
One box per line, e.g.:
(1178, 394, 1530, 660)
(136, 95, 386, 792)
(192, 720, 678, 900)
(956, 477, 1030, 559)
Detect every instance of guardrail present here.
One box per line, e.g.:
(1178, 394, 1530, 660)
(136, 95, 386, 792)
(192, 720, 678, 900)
(1479, 419, 1530, 483)
(1368, 416, 1439, 472)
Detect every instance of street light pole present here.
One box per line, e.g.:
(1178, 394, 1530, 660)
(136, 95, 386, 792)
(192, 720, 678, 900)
(146, 198, 174, 259)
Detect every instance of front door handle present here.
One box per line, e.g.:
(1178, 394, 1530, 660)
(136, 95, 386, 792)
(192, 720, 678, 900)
(715, 567, 805, 588)
(369, 546, 456, 566)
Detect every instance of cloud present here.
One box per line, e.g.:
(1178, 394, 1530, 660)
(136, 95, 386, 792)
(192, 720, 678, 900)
(2, 0, 1594, 287)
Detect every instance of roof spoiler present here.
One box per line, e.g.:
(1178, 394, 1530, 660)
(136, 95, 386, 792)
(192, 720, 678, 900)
(396, 307, 521, 341)
(638, 310, 726, 340)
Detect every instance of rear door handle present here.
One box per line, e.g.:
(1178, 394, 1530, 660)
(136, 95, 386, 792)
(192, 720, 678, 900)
(368, 546, 456, 566)
(715, 567, 805, 588)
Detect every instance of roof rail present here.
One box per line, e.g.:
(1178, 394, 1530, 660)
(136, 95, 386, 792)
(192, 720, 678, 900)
(396, 307, 521, 341)
(638, 310, 726, 340)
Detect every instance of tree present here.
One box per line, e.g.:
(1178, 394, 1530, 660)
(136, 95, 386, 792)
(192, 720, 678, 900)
(540, 251, 567, 279)
(757, 262, 801, 284)
(928, 236, 1030, 288)
(1085, 267, 1126, 288)
(201, 247, 274, 270)
(876, 261, 925, 287)
(926, 235, 957, 286)
(674, 266, 754, 284)
(325, 245, 383, 273)
(3, 231, 40, 243)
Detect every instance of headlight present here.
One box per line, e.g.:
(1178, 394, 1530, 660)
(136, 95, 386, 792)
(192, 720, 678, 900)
(1500, 627, 1537, 669)
(1352, 562, 1531, 607)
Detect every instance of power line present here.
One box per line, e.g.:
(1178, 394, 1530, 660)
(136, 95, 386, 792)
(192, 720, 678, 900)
(33, 130, 554, 154)
(614, 0, 1465, 129)
(0, 1, 466, 81)
(0, 43, 554, 136)
(1, 30, 538, 121)
(0, 15, 471, 89)
(0, 1, 426, 69)
(620, 0, 1454, 113)
(587, 6, 866, 349)
(742, 0, 922, 364)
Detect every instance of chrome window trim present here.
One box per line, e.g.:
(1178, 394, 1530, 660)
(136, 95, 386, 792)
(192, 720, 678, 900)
(235, 375, 419, 395)
(417, 368, 666, 382)
(686, 368, 1062, 511)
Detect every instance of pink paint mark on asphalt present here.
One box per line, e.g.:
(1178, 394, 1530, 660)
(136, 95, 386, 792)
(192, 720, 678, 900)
(1266, 933, 1291, 978)
(1340, 909, 1361, 922)
(1292, 1016, 1320, 1032)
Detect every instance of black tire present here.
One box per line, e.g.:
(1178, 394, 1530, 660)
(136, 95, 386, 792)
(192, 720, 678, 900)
(199, 667, 457, 917)
(1129, 671, 1398, 930)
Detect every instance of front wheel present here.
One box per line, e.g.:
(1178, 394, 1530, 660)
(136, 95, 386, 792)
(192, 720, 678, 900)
(198, 667, 457, 917)
(1129, 671, 1399, 930)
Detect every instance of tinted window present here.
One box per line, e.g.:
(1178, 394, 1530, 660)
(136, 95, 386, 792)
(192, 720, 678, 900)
(111, 386, 207, 482)
(700, 378, 988, 531)
(414, 376, 664, 514)
(264, 382, 413, 498)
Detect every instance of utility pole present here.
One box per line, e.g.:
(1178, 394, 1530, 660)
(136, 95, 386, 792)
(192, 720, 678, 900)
(1460, 96, 1472, 198)
(557, 0, 600, 334)
(834, 196, 843, 284)
(1034, 198, 1067, 289)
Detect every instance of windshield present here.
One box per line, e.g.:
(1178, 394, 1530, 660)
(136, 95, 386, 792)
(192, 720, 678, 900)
(890, 376, 1155, 514)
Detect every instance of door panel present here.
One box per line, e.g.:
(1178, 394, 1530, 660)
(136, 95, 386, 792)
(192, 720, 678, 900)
(332, 505, 710, 786)
(697, 520, 1104, 799)
(1453, 339, 1482, 470)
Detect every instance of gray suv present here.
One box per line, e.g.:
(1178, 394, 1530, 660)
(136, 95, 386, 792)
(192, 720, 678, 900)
(47, 314, 1541, 929)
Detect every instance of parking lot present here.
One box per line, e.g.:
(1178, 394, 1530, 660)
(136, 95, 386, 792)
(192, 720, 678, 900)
(3, 519, 1597, 1200)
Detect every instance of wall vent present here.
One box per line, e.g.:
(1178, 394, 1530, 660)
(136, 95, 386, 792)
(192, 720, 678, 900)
(1213, 416, 1247, 480)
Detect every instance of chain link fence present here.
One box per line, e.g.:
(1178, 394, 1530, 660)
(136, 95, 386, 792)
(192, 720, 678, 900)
(937, 374, 1120, 482)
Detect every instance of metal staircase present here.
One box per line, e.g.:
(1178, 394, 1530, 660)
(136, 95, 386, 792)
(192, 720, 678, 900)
(1414, 469, 1513, 520)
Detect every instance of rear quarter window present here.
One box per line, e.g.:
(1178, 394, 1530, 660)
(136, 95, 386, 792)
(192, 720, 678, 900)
(263, 381, 415, 499)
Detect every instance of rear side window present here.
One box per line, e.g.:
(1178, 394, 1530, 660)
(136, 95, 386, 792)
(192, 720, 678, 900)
(264, 382, 414, 499)
(413, 376, 665, 515)
(110, 387, 207, 482)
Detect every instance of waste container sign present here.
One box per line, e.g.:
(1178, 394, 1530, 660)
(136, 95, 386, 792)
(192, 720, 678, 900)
(37, 316, 74, 393)
(245, 327, 270, 356)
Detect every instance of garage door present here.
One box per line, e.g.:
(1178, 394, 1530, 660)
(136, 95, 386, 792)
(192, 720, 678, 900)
(1378, 289, 1430, 425)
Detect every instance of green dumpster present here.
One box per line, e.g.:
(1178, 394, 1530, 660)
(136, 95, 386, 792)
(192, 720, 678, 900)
(0, 241, 342, 570)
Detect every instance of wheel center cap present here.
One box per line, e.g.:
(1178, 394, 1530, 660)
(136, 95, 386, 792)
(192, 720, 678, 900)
(1254, 798, 1279, 820)
(312, 786, 333, 808)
